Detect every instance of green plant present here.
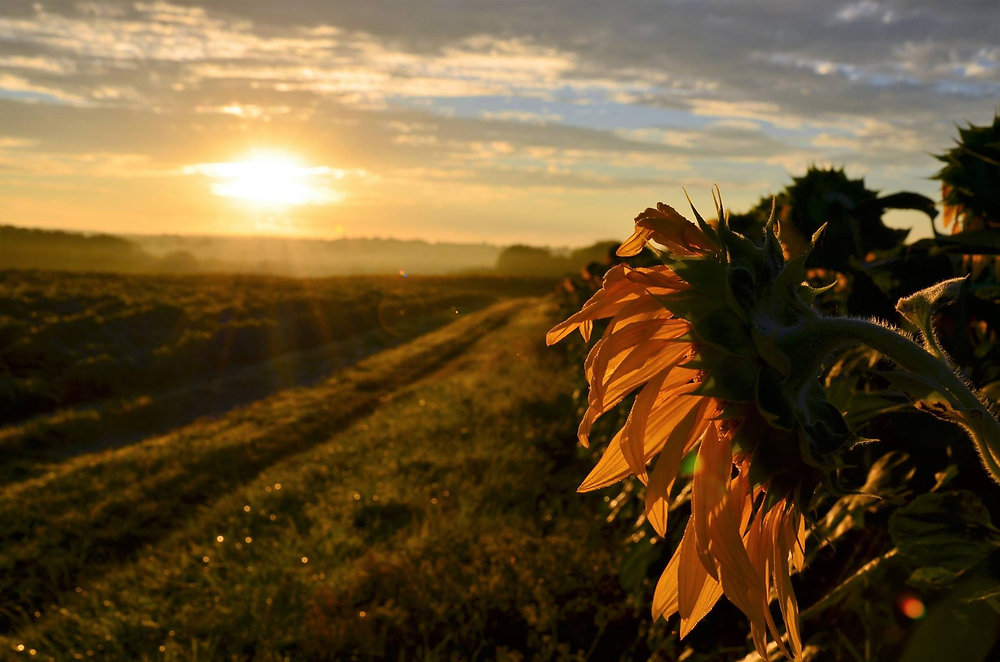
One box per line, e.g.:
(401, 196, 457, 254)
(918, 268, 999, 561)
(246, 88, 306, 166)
(773, 167, 936, 271)
(936, 113, 1000, 233)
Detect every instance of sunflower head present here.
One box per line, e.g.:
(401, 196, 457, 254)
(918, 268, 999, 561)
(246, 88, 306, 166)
(548, 190, 858, 658)
(622, 190, 853, 505)
(550, 188, 1000, 660)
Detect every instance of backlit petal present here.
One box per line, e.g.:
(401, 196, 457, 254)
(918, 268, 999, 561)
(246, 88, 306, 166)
(617, 203, 714, 257)
(692, 423, 729, 577)
(578, 386, 703, 492)
(545, 265, 638, 344)
(774, 509, 803, 659)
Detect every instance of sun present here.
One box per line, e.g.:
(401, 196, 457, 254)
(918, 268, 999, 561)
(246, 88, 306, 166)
(186, 152, 343, 207)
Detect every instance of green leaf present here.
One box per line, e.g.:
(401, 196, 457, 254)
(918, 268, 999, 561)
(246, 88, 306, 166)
(900, 596, 999, 662)
(617, 532, 662, 595)
(872, 369, 945, 402)
(896, 277, 968, 331)
(889, 491, 1000, 586)
(933, 229, 1000, 255)
(867, 191, 938, 220)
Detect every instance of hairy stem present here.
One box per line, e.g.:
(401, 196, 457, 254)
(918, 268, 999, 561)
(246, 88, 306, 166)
(785, 316, 1000, 483)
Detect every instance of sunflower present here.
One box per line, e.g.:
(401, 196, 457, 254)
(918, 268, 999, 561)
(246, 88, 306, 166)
(547, 195, 841, 660)
(548, 187, 1000, 661)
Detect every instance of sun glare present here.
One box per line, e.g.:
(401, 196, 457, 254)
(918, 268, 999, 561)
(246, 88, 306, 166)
(186, 153, 343, 207)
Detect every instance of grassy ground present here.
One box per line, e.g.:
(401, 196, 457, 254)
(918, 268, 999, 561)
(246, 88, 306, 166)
(0, 270, 556, 426)
(1, 297, 661, 660)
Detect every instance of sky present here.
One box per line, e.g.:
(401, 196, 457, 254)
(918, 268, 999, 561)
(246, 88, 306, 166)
(0, 1, 998, 246)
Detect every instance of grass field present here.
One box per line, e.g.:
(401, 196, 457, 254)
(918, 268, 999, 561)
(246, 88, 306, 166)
(0, 271, 556, 426)
(1, 286, 669, 660)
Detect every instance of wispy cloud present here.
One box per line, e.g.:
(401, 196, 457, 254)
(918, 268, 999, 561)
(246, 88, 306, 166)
(0, 0, 996, 242)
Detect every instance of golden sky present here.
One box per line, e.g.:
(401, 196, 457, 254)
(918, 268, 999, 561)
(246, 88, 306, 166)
(0, 1, 997, 245)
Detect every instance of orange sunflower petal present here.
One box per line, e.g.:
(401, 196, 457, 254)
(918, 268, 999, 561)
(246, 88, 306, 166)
(578, 341, 691, 446)
(623, 266, 689, 295)
(745, 509, 792, 661)
(708, 474, 769, 655)
(545, 265, 638, 345)
(692, 422, 730, 578)
(678, 523, 724, 637)
(623, 371, 670, 480)
(652, 533, 682, 621)
(774, 509, 803, 658)
(617, 203, 714, 257)
(652, 517, 724, 634)
(645, 398, 714, 536)
(589, 319, 688, 404)
(577, 386, 703, 492)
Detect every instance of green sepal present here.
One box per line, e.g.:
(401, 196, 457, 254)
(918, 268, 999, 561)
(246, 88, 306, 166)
(800, 278, 838, 304)
(761, 203, 785, 275)
(689, 352, 758, 402)
(683, 188, 720, 245)
(747, 431, 801, 488)
(725, 266, 756, 320)
(760, 473, 803, 514)
(721, 228, 769, 279)
(652, 290, 725, 325)
(773, 253, 807, 294)
(800, 398, 852, 457)
(810, 222, 829, 247)
(687, 308, 755, 357)
(665, 255, 727, 296)
(713, 400, 748, 421)
(750, 325, 791, 376)
(755, 366, 795, 430)
(729, 408, 768, 454)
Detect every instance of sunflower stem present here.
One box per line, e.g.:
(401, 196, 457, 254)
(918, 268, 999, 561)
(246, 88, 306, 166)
(787, 315, 1000, 484)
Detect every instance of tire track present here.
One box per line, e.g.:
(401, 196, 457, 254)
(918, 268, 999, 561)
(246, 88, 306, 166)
(0, 298, 532, 631)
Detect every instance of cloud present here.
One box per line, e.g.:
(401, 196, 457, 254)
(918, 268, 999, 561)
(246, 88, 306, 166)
(0, 71, 88, 105)
(0, 146, 160, 177)
(479, 110, 563, 124)
(0, 54, 76, 75)
(0, 0, 996, 242)
(834, 1, 892, 24)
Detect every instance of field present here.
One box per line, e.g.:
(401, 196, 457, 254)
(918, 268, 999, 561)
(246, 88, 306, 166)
(0, 271, 672, 660)
(0, 272, 554, 476)
(7, 257, 997, 661)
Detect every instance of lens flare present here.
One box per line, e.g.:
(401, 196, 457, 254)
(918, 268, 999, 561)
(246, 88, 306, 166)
(900, 595, 926, 620)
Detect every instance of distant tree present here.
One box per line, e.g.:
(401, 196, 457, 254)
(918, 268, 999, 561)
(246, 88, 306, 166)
(0, 226, 153, 272)
(156, 251, 201, 273)
(568, 241, 619, 267)
(496, 244, 567, 276)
